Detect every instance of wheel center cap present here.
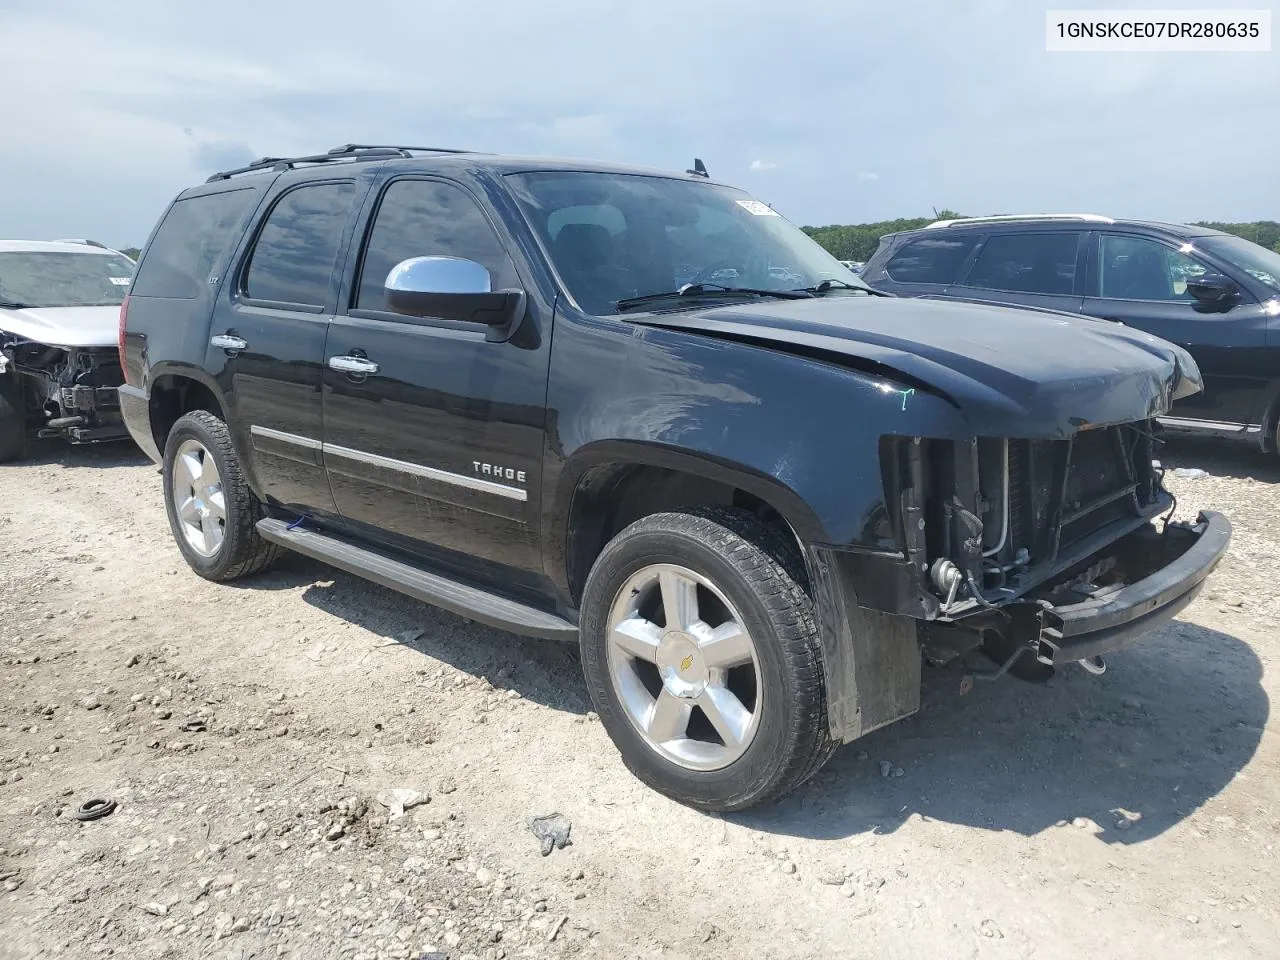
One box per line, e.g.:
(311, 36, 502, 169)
(657, 631, 707, 699)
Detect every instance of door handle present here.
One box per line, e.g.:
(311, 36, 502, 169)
(210, 334, 248, 351)
(328, 355, 380, 375)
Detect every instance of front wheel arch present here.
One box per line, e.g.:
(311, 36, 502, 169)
(553, 443, 824, 606)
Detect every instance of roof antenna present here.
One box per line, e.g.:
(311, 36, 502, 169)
(687, 158, 709, 178)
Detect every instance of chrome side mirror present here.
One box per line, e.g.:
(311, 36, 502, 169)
(387, 256, 493, 298)
(384, 256, 525, 334)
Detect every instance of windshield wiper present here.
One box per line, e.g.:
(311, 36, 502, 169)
(793, 279, 889, 297)
(615, 283, 813, 314)
(0, 300, 35, 309)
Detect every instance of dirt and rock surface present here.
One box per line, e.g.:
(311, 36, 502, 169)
(1, 437, 1277, 960)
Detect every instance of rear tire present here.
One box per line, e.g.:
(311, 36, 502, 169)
(579, 506, 835, 812)
(162, 410, 281, 581)
(0, 373, 26, 464)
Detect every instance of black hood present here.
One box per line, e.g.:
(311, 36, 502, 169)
(630, 295, 1202, 438)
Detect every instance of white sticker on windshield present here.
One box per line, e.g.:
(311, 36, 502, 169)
(735, 199, 778, 217)
(109, 277, 131, 286)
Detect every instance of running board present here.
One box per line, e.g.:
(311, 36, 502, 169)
(255, 518, 579, 642)
(1157, 416, 1261, 439)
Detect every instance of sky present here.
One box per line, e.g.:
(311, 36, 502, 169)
(0, 0, 1276, 248)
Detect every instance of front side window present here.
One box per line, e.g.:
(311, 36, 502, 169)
(243, 182, 358, 307)
(1098, 235, 1206, 301)
(506, 171, 867, 315)
(0, 251, 136, 308)
(1196, 233, 1280, 293)
(355, 179, 519, 313)
(130, 188, 256, 300)
(884, 235, 979, 284)
(965, 232, 1079, 294)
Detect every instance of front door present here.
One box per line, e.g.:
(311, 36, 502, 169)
(1084, 232, 1267, 425)
(213, 177, 364, 516)
(321, 176, 552, 585)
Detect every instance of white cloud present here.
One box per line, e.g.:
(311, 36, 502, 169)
(0, 0, 1276, 242)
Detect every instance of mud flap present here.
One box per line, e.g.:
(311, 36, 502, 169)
(805, 545, 922, 743)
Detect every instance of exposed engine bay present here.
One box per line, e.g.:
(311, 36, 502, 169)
(881, 420, 1229, 680)
(0, 334, 127, 443)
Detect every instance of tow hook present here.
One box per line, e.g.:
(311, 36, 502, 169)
(1078, 655, 1107, 676)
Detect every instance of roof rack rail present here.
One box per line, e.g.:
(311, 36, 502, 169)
(326, 143, 476, 156)
(54, 238, 110, 249)
(206, 143, 478, 183)
(924, 213, 1115, 229)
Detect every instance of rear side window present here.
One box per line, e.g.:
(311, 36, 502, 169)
(884, 235, 978, 284)
(243, 182, 358, 307)
(354, 179, 519, 313)
(130, 188, 256, 299)
(964, 232, 1079, 294)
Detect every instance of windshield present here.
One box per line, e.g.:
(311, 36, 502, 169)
(0, 251, 136, 308)
(1197, 234, 1280, 293)
(506, 171, 869, 315)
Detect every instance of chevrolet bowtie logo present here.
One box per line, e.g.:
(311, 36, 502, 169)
(679, 654, 695, 672)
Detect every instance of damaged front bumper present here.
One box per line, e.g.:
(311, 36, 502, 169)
(39, 382, 129, 444)
(1007, 511, 1231, 670)
(806, 510, 1231, 744)
(1, 338, 130, 445)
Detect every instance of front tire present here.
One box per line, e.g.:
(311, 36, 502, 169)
(579, 506, 835, 812)
(162, 410, 281, 581)
(0, 373, 26, 464)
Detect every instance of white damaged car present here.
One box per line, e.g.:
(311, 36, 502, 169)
(0, 239, 135, 462)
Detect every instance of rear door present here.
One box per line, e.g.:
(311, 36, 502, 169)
(863, 232, 981, 296)
(211, 176, 367, 516)
(120, 185, 264, 459)
(1082, 232, 1267, 425)
(947, 230, 1086, 315)
(320, 175, 552, 583)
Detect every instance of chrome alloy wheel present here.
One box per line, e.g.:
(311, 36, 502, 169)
(172, 438, 226, 558)
(606, 563, 762, 771)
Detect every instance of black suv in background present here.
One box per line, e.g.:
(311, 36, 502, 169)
(862, 214, 1280, 452)
(118, 147, 1229, 811)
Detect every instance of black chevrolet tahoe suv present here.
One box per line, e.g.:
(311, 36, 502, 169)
(119, 145, 1232, 811)
(862, 214, 1280, 453)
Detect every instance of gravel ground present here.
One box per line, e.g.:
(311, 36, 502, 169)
(0, 435, 1277, 960)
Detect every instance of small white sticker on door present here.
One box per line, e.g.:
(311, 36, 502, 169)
(735, 199, 779, 216)
(109, 277, 131, 286)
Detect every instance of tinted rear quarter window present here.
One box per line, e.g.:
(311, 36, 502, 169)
(965, 232, 1079, 294)
(243, 181, 358, 307)
(884, 235, 979, 284)
(130, 188, 257, 299)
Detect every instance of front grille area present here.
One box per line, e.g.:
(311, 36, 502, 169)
(996, 425, 1159, 572)
(880, 420, 1164, 602)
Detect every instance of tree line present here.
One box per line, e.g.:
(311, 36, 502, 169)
(801, 215, 1280, 262)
